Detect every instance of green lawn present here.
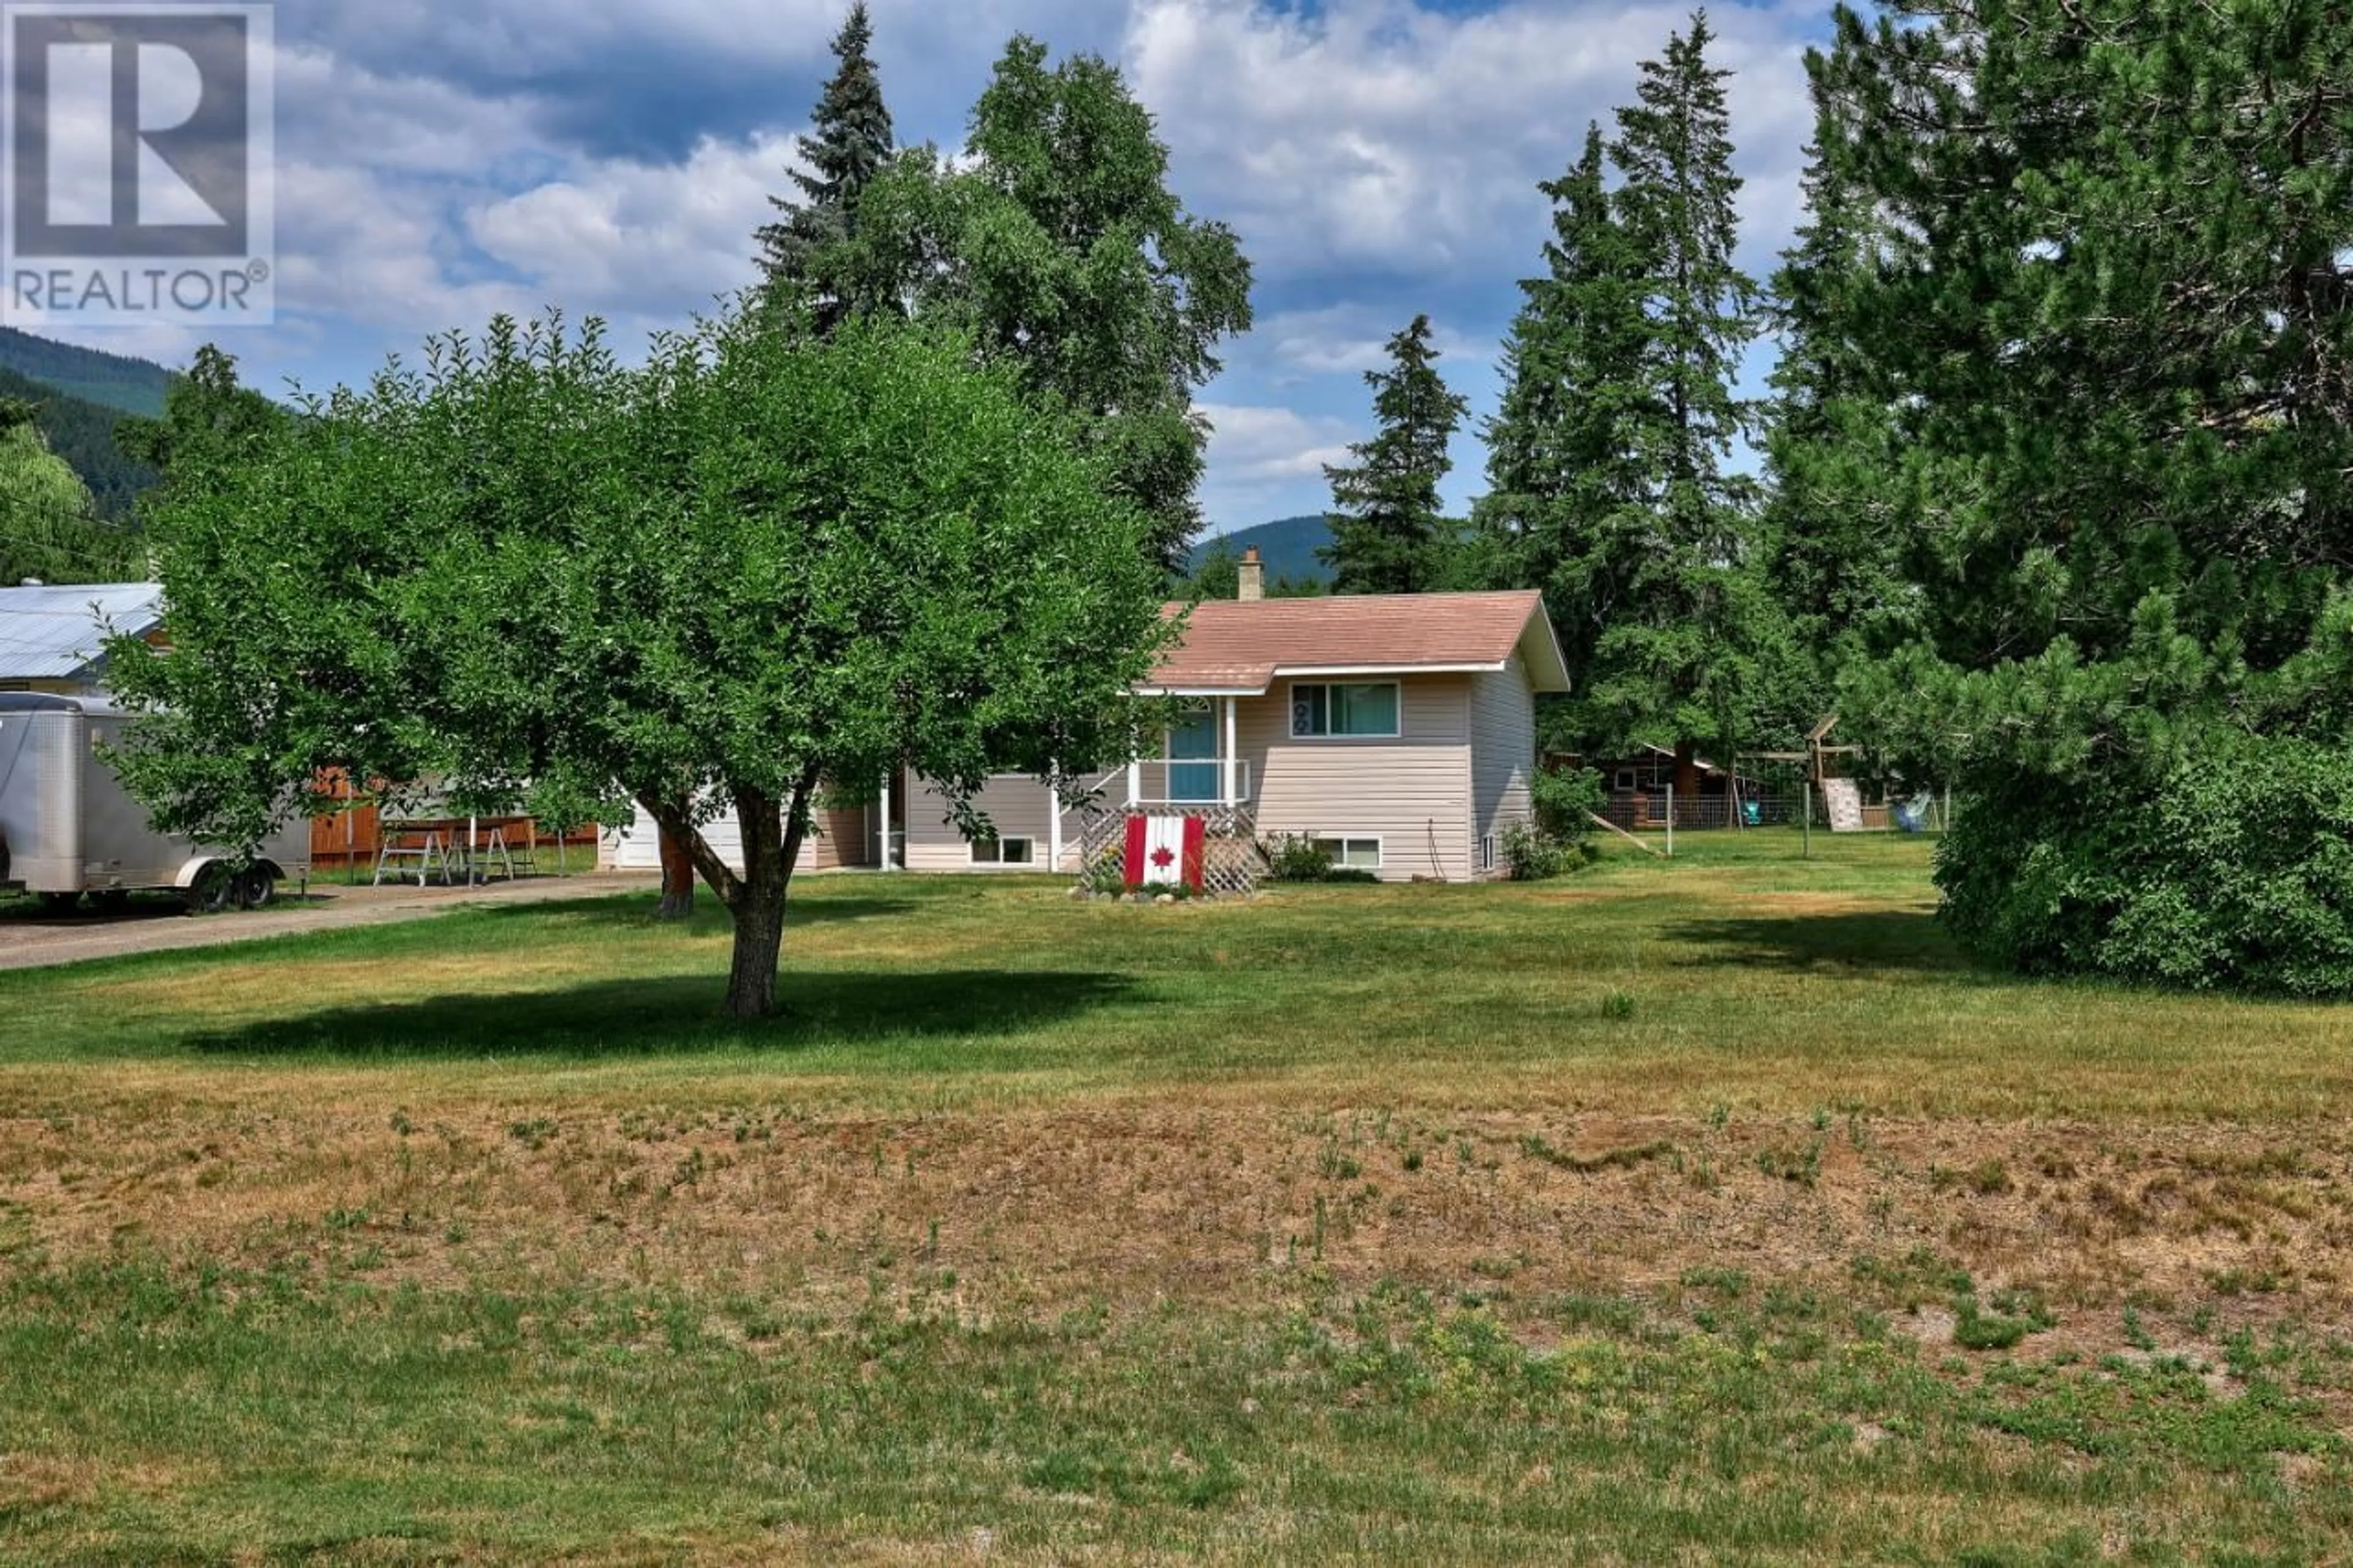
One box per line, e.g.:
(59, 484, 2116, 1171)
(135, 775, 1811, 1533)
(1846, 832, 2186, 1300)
(2, 831, 2349, 1561)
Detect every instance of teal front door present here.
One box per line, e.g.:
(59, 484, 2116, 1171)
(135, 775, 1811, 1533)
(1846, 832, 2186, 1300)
(1168, 707, 1220, 803)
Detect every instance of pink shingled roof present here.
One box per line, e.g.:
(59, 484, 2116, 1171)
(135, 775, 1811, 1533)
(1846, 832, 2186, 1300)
(1145, 590, 1569, 695)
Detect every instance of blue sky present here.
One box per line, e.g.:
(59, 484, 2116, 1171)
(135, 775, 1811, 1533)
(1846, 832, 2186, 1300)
(43, 0, 1832, 536)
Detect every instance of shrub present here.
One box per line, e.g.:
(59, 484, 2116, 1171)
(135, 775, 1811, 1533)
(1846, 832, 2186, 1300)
(1495, 767, 1606, 881)
(1264, 834, 1334, 883)
(1078, 846, 1130, 895)
(1260, 835, 1379, 885)
(1501, 820, 1569, 881)
(1938, 731, 2353, 996)
(1530, 766, 1606, 848)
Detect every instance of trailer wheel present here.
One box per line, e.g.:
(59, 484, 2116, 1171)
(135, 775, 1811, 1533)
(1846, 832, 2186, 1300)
(237, 868, 278, 910)
(187, 864, 237, 915)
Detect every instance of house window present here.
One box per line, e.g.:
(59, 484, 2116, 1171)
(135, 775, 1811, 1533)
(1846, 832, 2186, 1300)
(1614, 769, 1637, 792)
(1311, 837, 1382, 871)
(970, 836, 1035, 866)
(1290, 682, 1400, 739)
(1480, 835, 1497, 873)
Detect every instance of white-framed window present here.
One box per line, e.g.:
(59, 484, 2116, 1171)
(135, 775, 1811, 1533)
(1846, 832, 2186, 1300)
(1311, 836, 1382, 871)
(1480, 834, 1497, 873)
(1290, 681, 1400, 739)
(1615, 769, 1637, 792)
(969, 836, 1035, 866)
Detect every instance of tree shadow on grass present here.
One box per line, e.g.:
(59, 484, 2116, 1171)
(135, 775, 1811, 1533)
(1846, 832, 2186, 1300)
(1662, 912, 1979, 977)
(188, 969, 1137, 1061)
(439, 892, 925, 931)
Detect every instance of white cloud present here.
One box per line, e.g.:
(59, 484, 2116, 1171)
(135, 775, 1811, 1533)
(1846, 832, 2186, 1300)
(468, 134, 791, 315)
(1257, 303, 1490, 379)
(1124, 0, 1816, 282)
(23, 0, 1824, 537)
(1199, 401, 1356, 484)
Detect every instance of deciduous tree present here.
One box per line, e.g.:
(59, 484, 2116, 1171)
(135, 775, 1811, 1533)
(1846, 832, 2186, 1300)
(839, 37, 1253, 572)
(107, 311, 1172, 1018)
(0, 398, 133, 586)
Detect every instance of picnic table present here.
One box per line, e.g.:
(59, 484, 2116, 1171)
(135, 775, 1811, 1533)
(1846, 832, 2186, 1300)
(371, 815, 541, 887)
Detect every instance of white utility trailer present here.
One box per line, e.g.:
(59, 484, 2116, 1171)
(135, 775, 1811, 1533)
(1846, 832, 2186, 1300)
(0, 693, 309, 913)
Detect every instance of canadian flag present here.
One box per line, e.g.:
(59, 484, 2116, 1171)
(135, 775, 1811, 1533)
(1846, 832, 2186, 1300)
(1124, 814, 1206, 891)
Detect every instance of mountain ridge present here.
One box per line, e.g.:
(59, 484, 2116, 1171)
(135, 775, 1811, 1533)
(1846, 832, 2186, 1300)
(1189, 514, 1333, 585)
(0, 327, 172, 419)
(0, 330, 173, 520)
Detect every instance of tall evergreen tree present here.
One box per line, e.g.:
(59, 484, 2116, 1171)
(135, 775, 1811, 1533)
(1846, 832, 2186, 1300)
(1593, 10, 1764, 796)
(1475, 123, 1653, 738)
(756, 2, 895, 324)
(1319, 315, 1468, 595)
(1476, 15, 1765, 783)
(837, 37, 1253, 572)
(1755, 66, 1915, 718)
(1610, 10, 1754, 502)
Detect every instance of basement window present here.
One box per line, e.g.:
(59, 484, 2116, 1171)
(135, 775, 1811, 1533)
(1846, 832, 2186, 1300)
(1311, 837, 1382, 871)
(970, 836, 1035, 866)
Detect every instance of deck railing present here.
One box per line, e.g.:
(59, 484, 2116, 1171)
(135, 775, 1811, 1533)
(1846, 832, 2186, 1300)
(1117, 758, 1254, 807)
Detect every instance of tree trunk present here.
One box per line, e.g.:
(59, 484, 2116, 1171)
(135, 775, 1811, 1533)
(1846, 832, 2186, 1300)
(724, 880, 787, 1020)
(656, 824, 696, 920)
(1674, 740, 1702, 827)
(718, 771, 817, 1021)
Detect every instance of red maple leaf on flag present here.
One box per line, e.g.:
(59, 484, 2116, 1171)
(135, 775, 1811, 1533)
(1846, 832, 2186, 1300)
(1151, 846, 1176, 869)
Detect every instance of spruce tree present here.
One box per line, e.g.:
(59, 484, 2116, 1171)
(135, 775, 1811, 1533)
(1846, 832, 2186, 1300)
(1610, 10, 1754, 502)
(1475, 123, 1652, 693)
(1478, 15, 1764, 781)
(756, 2, 894, 322)
(1594, 10, 1763, 796)
(1755, 66, 1915, 718)
(1319, 315, 1468, 595)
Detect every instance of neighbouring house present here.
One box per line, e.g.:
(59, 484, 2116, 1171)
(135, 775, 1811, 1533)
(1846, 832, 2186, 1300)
(0, 581, 164, 695)
(1573, 745, 1773, 831)
(601, 792, 885, 877)
(602, 550, 1571, 884)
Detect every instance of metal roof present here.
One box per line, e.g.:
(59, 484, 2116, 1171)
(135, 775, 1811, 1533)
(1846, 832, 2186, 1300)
(0, 582, 164, 680)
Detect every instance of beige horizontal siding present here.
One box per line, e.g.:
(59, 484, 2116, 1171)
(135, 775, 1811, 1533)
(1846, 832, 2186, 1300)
(903, 773, 1077, 873)
(603, 798, 871, 874)
(1240, 674, 1473, 883)
(1469, 658, 1538, 877)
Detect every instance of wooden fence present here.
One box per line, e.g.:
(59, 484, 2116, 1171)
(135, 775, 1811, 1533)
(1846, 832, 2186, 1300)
(305, 773, 600, 868)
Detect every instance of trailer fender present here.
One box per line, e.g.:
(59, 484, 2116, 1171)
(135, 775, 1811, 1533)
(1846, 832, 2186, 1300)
(172, 855, 226, 891)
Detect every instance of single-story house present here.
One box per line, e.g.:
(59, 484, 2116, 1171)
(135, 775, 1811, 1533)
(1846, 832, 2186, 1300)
(604, 551, 1571, 884)
(0, 582, 164, 695)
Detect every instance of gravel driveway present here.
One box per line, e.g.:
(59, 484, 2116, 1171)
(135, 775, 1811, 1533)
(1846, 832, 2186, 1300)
(0, 873, 661, 974)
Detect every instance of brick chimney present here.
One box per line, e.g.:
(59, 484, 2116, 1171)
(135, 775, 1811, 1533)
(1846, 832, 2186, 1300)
(1238, 546, 1264, 602)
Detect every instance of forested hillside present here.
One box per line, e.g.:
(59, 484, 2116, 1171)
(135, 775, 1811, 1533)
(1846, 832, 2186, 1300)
(0, 367, 156, 520)
(0, 327, 170, 417)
